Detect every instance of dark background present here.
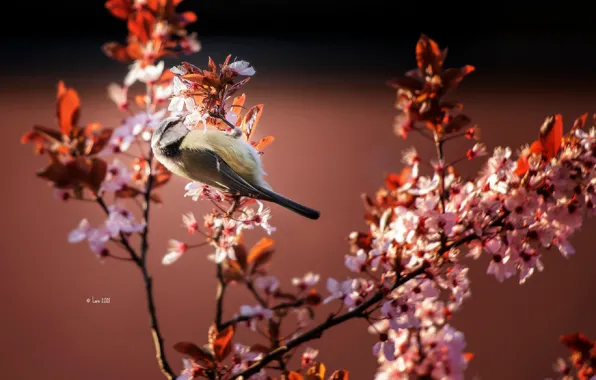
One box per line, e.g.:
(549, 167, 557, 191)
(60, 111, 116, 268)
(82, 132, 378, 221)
(2, 1, 596, 379)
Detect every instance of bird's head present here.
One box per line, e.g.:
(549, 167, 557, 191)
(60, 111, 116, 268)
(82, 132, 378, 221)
(151, 116, 190, 157)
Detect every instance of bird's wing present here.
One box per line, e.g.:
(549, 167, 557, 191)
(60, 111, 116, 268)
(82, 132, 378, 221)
(180, 147, 269, 199)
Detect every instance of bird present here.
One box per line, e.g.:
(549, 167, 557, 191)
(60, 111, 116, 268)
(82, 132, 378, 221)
(151, 116, 321, 220)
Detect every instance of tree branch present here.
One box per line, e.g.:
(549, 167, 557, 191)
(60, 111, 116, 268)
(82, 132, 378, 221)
(230, 265, 428, 379)
(219, 298, 306, 330)
(95, 174, 175, 379)
(214, 198, 241, 330)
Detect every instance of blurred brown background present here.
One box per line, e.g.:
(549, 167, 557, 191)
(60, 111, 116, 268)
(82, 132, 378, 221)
(2, 1, 596, 379)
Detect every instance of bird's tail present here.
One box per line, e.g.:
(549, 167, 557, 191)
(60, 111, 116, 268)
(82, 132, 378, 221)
(253, 185, 320, 220)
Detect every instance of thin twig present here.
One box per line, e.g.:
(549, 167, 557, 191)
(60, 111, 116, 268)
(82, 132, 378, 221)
(214, 199, 241, 330)
(219, 298, 306, 330)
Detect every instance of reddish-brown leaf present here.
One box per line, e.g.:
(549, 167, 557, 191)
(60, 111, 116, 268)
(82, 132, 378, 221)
(306, 362, 326, 380)
(173, 342, 214, 366)
(87, 158, 108, 192)
(178, 11, 197, 26)
(539, 114, 563, 160)
(230, 94, 246, 125)
(208, 56, 217, 73)
(386, 77, 424, 91)
(115, 185, 143, 199)
(347, 231, 373, 251)
(127, 10, 155, 43)
(443, 114, 472, 134)
(56, 81, 81, 137)
(241, 104, 264, 142)
(253, 136, 275, 152)
(247, 237, 275, 273)
(87, 128, 113, 155)
(328, 370, 349, 380)
(105, 0, 132, 20)
(152, 162, 172, 189)
(440, 65, 475, 94)
(561, 333, 595, 356)
(212, 325, 235, 362)
(287, 371, 304, 380)
(102, 42, 135, 62)
(233, 242, 248, 271)
(416, 34, 443, 75)
(572, 112, 589, 133)
(36, 156, 72, 188)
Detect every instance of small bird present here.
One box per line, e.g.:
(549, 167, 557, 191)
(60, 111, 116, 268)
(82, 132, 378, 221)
(151, 116, 320, 220)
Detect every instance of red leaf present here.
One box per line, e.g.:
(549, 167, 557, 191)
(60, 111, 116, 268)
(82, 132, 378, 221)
(88, 130, 113, 155)
(127, 10, 155, 43)
(386, 76, 424, 91)
(178, 11, 197, 26)
(287, 371, 304, 380)
(306, 362, 326, 379)
(253, 136, 275, 152)
(233, 242, 248, 271)
(36, 156, 72, 188)
(328, 370, 349, 380)
(212, 325, 235, 362)
(539, 114, 563, 160)
(241, 104, 264, 142)
(572, 112, 589, 133)
(440, 65, 475, 94)
(151, 162, 172, 189)
(105, 0, 133, 20)
(443, 114, 472, 134)
(173, 342, 214, 366)
(115, 185, 143, 199)
(102, 42, 133, 62)
(56, 81, 81, 137)
(415, 34, 443, 75)
(560, 333, 594, 356)
(247, 237, 275, 274)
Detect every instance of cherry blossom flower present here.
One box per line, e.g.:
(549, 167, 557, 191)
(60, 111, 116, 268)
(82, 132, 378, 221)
(161, 240, 188, 265)
(227, 60, 256, 76)
(238, 305, 273, 331)
(124, 61, 165, 86)
(184, 182, 224, 202)
(323, 278, 355, 304)
(107, 83, 128, 110)
(68, 219, 91, 243)
(301, 347, 319, 368)
(105, 205, 145, 238)
(291, 272, 320, 290)
(101, 159, 131, 192)
(237, 201, 276, 235)
(254, 275, 279, 295)
(182, 212, 199, 234)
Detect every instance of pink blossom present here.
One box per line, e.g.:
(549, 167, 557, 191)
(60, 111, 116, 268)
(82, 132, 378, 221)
(107, 83, 128, 110)
(105, 205, 146, 238)
(227, 60, 256, 76)
(101, 159, 131, 192)
(184, 182, 224, 202)
(301, 347, 319, 368)
(344, 249, 368, 272)
(254, 275, 279, 295)
(161, 240, 188, 265)
(291, 272, 320, 290)
(182, 212, 199, 234)
(238, 305, 273, 331)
